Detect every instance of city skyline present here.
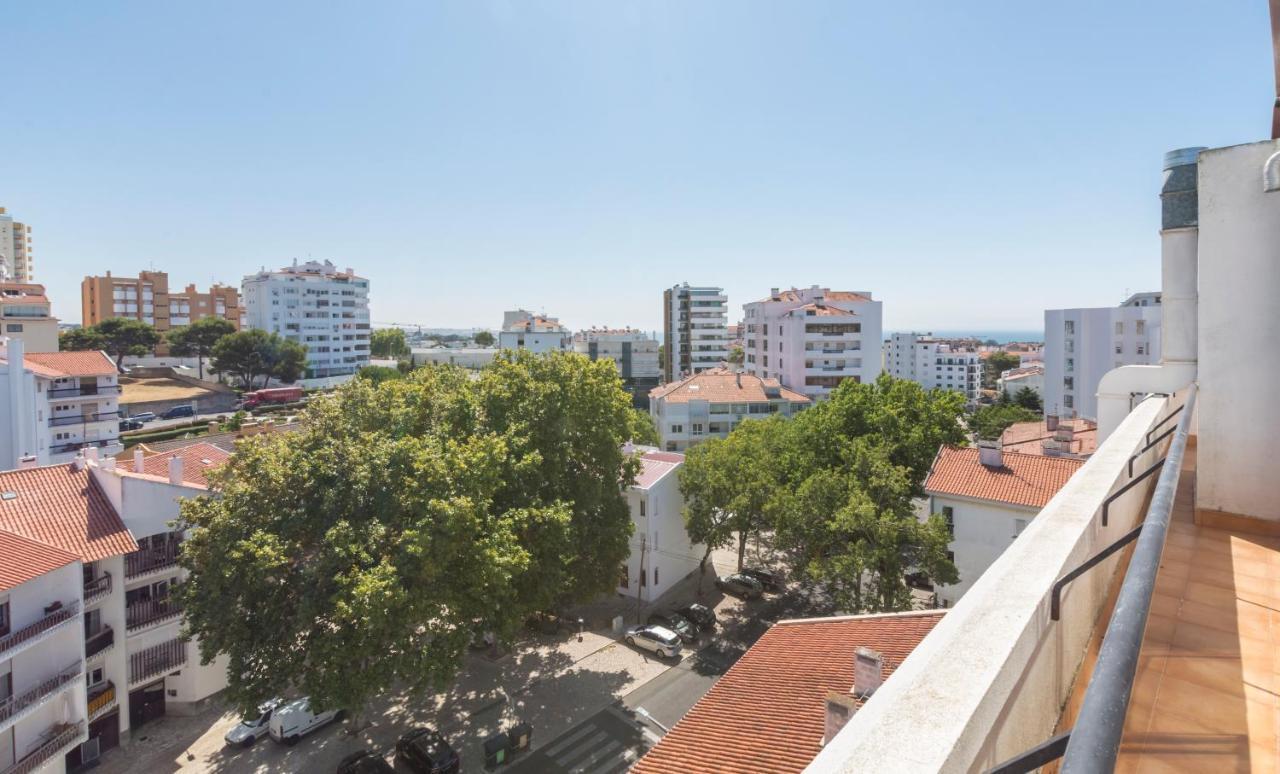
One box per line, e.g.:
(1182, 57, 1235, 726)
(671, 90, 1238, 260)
(2, 2, 1273, 331)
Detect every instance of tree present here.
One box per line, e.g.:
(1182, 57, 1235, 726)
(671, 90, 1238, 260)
(177, 352, 639, 719)
(262, 338, 308, 386)
(59, 327, 106, 352)
(166, 317, 236, 379)
(728, 346, 744, 365)
(970, 404, 1039, 441)
(626, 408, 660, 446)
(473, 330, 495, 347)
(984, 351, 1021, 389)
(356, 365, 404, 385)
(209, 329, 308, 389)
(370, 328, 409, 358)
(1013, 386, 1043, 413)
(81, 318, 161, 371)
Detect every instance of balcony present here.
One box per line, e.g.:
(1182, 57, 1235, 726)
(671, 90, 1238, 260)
(0, 721, 86, 774)
(47, 384, 120, 399)
(83, 572, 112, 605)
(0, 661, 82, 733)
(129, 638, 187, 686)
(126, 596, 181, 631)
(50, 439, 119, 456)
(85, 625, 114, 661)
(125, 544, 181, 579)
(87, 682, 117, 721)
(0, 601, 79, 661)
(49, 410, 119, 428)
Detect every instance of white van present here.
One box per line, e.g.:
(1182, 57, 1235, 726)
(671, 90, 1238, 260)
(267, 697, 344, 746)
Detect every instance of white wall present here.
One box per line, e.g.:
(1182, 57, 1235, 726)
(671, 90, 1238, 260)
(497, 330, 569, 354)
(617, 468, 703, 603)
(1043, 304, 1161, 420)
(930, 495, 1038, 607)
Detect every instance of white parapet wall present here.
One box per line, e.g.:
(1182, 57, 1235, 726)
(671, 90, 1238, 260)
(806, 394, 1175, 774)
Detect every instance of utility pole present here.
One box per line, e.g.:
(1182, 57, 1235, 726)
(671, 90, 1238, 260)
(635, 533, 646, 624)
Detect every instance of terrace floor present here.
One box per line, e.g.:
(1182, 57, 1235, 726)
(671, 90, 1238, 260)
(1059, 441, 1280, 773)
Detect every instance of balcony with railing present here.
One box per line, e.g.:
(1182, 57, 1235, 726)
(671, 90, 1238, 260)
(85, 625, 114, 661)
(0, 661, 82, 733)
(48, 410, 119, 427)
(47, 384, 120, 399)
(129, 638, 187, 686)
(126, 595, 181, 631)
(0, 721, 85, 774)
(87, 681, 117, 721)
(124, 542, 181, 579)
(0, 601, 79, 661)
(83, 572, 112, 605)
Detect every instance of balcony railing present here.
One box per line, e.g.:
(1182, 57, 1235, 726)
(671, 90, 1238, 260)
(126, 596, 182, 631)
(50, 439, 117, 455)
(85, 625, 114, 660)
(124, 544, 181, 578)
(83, 572, 112, 604)
(0, 601, 79, 660)
(49, 410, 119, 427)
(1, 721, 85, 774)
(129, 638, 187, 686)
(87, 682, 116, 720)
(0, 661, 82, 730)
(47, 384, 120, 398)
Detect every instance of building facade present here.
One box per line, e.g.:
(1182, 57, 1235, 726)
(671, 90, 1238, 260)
(1043, 292, 1162, 420)
(241, 260, 371, 384)
(998, 364, 1045, 401)
(0, 284, 59, 353)
(662, 284, 729, 382)
(81, 271, 241, 355)
(648, 369, 810, 452)
(497, 310, 570, 354)
(573, 328, 660, 408)
(616, 449, 704, 604)
(883, 333, 982, 403)
(0, 208, 33, 282)
(742, 286, 882, 400)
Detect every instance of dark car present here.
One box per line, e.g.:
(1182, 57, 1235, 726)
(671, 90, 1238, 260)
(647, 612, 697, 643)
(675, 603, 717, 632)
(161, 404, 195, 420)
(715, 573, 764, 599)
(336, 750, 393, 774)
(740, 567, 785, 593)
(119, 418, 143, 431)
(396, 728, 460, 774)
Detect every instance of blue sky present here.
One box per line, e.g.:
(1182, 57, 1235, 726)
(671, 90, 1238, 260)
(3, 1, 1273, 332)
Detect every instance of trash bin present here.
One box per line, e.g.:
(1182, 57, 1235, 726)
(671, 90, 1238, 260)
(508, 722, 533, 752)
(483, 732, 510, 768)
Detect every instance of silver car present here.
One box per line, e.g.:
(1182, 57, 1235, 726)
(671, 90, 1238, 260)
(224, 698, 282, 748)
(624, 624, 683, 659)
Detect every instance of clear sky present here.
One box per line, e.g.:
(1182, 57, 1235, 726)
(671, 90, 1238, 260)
(3, 1, 1273, 333)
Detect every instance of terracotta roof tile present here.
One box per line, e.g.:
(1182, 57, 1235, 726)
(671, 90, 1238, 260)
(650, 369, 811, 405)
(633, 611, 944, 774)
(0, 464, 138, 561)
(138, 442, 231, 488)
(0, 529, 79, 592)
(633, 451, 683, 489)
(1000, 419, 1097, 458)
(924, 446, 1084, 508)
(18, 351, 117, 378)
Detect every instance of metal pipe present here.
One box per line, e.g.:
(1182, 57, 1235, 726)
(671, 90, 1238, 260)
(1060, 384, 1197, 773)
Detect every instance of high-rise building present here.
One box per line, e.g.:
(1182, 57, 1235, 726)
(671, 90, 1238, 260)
(241, 259, 371, 383)
(498, 310, 570, 354)
(742, 286, 882, 400)
(662, 284, 729, 382)
(573, 328, 660, 408)
(0, 282, 60, 353)
(81, 271, 242, 354)
(1042, 292, 1162, 420)
(883, 332, 982, 403)
(0, 207, 34, 281)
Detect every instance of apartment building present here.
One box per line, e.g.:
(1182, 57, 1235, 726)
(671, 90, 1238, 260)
(573, 328, 660, 408)
(0, 284, 59, 353)
(0, 446, 231, 773)
(81, 272, 241, 352)
(997, 363, 1044, 401)
(616, 448, 704, 603)
(648, 368, 810, 452)
(0, 339, 123, 470)
(662, 284, 729, 382)
(883, 332, 982, 403)
(742, 286, 882, 400)
(1042, 292, 1162, 420)
(0, 208, 33, 282)
(497, 310, 570, 354)
(242, 260, 371, 384)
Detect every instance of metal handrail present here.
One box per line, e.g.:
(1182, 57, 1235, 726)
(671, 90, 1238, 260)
(1128, 425, 1176, 476)
(1060, 384, 1197, 772)
(1103, 459, 1165, 527)
(1144, 403, 1183, 445)
(1050, 525, 1144, 621)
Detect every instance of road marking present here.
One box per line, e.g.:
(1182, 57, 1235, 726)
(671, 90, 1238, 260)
(553, 730, 609, 767)
(542, 723, 599, 759)
(568, 739, 623, 774)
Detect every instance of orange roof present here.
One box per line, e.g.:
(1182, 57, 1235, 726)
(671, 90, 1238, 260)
(786, 303, 858, 317)
(756, 289, 873, 305)
(633, 611, 944, 774)
(19, 351, 116, 378)
(633, 450, 683, 488)
(137, 442, 230, 488)
(924, 446, 1084, 508)
(1001, 419, 1097, 457)
(650, 369, 811, 405)
(0, 529, 80, 592)
(0, 464, 138, 561)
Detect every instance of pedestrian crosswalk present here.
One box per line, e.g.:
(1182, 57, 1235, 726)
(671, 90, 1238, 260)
(510, 704, 649, 774)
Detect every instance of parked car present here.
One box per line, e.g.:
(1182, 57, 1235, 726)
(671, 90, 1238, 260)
(119, 418, 143, 431)
(675, 603, 717, 632)
(336, 750, 394, 774)
(396, 727, 461, 774)
(223, 698, 282, 748)
(131, 412, 157, 423)
(647, 612, 698, 643)
(161, 404, 195, 420)
(740, 566, 785, 593)
(267, 697, 344, 746)
(715, 573, 764, 599)
(623, 624, 683, 659)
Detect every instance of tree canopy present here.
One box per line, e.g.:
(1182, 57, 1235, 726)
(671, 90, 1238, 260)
(370, 328, 409, 358)
(166, 317, 236, 379)
(473, 330, 495, 348)
(61, 318, 160, 371)
(626, 408, 660, 446)
(209, 329, 308, 389)
(177, 351, 639, 716)
(58, 327, 106, 352)
(983, 351, 1021, 388)
(1012, 386, 1043, 412)
(970, 403, 1040, 441)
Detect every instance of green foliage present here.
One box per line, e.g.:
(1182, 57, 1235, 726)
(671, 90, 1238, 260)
(984, 351, 1021, 388)
(970, 404, 1040, 441)
(370, 328, 410, 358)
(225, 410, 248, 431)
(473, 330, 495, 347)
(357, 365, 404, 385)
(727, 346, 744, 365)
(166, 317, 236, 379)
(626, 408, 660, 446)
(64, 318, 160, 370)
(1013, 386, 1043, 412)
(177, 350, 638, 716)
(209, 330, 308, 389)
(59, 327, 106, 352)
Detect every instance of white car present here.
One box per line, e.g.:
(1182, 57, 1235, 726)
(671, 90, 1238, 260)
(624, 624, 683, 659)
(223, 698, 281, 748)
(267, 697, 344, 746)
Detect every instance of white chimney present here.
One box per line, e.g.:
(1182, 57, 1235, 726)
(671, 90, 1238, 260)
(853, 646, 884, 698)
(71, 453, 86, 471)
(17, 455, 38, 470)
(133, 448, 145, 473)
(977, 439, 1004, 469)
(84, 446, 100, 463)
(822, 691, 859, 746)
(168, 456, 184, 485)
(100, 458, 117, 472)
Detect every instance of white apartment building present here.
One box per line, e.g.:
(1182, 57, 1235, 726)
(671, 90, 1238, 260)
(0, 284, 58, 354)
(742, 286, 882, 400)
(573, 328, 661, 408)
(1043, 292, 1162, 420)
(648, 369, 810, 452)
(0, 444, 232, 773)
(498, 310, 570, 354)
(242, 260, 371, 385)
(883, 333, 982, 403)
(998, 364, 1045, 401)
(0, 208, 33, 282)
(616, 448, 705, 604)
(0, 339, 123, 471)
(662, 285, 729, 382)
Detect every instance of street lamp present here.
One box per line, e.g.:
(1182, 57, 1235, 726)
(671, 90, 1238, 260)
(577, 617, 584, 642)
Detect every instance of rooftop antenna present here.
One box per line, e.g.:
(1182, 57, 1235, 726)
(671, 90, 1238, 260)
(1273, 0, 1280, 137)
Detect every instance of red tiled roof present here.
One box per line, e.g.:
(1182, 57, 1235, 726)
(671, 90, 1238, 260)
(649, 369, 811, 405)
(0, 529, 79, 592)
(785, 303, 858, 317)
(137, 442, 230, 488)
(633, 611, 945, 774)
(756, 289, 873, 305)
(924, 446, 1084, 508)
(1000, 419, 1097, 458)
(22, 351, 116, 378)
(0, 464, 138, 561)
(633, 451, 683, 489)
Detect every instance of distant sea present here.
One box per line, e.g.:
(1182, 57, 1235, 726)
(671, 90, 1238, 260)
(890, 330, 1043, 344)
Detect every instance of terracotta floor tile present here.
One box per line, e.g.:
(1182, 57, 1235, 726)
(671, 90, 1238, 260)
(1171, 620, 1245, 656)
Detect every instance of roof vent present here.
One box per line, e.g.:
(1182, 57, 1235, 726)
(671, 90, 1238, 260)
(978, 439, 1004, 469)
(1, 491, 17, 501)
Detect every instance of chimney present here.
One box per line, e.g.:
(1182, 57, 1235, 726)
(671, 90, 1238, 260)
(168, 455, 184, 485)
(84, 447, 100, 463)
(17, 454, 38, 470)
(100, 457, 117, 472)
(822, 691, 859, 746)
(71, 452, 86, 471)
(1045, 413, 1060, 431)
(735, 371, 742, 388)
(978, 439, 1004, 469)
(853, 646, 884, 698)
(133, 448, 145, 473)
(770, 287, 779, 299)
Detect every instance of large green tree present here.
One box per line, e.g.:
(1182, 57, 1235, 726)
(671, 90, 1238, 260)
(209, 329, 308, 389)
(626, 408, 660, 446)
(984, 351, 1021, 389)
(59, 327, 106, 352)
(970, 403, 1039, 441)
(165, 317, 236, 379)
(1013, 386, 1043, 413)
(177, 352, 638, 718)
(63, 318, 160, 371)
(370, 328, 409, 358)
(473, 330, 495, 348)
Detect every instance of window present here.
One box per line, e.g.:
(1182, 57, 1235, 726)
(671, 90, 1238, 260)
(691, 423, 704, 435)
(942, 506, 955, 537)
(1137, 344, 1145, 356)
(1064, 320, 1075, 335)
(1066, 358, 1074, 372)
(1064, 377, 1074, 390)
(653, 567, 659, 586)
(5, 324, 22, 332)
(665, 442, 676, 452)
(1064, 394, 1074, 408)
(639, 499, 646, 517)
(618, 564, 629, 589)
(1115, 344, 1123, 354)
(0, 600, 8, 637)
(1136, 320, 1145, 335)
(87, 667, 105, 688)
(670, 424, 684, 434)
(1115, 321, 1124, 335)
